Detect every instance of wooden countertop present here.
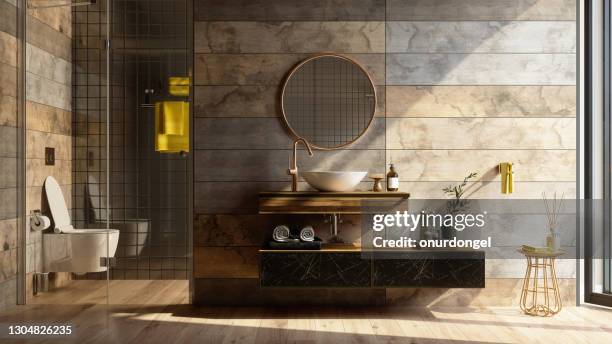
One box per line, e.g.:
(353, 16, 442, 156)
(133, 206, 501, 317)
(259, 191, 410, 198)
(259, 191, 410, 214)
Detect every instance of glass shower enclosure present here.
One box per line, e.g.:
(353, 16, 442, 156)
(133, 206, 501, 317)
(0, 0, 192, 310)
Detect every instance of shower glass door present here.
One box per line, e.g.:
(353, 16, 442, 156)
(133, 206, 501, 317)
(106, 0, 191, 306)
(19, 0, 112, 311)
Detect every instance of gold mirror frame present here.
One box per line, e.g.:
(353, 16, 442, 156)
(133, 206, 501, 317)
(280, 54, 377, 150)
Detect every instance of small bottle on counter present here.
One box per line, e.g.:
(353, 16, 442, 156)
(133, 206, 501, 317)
(387, 163, 399, 192)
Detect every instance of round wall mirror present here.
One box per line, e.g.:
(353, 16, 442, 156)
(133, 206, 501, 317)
(281, 54, 377, 150)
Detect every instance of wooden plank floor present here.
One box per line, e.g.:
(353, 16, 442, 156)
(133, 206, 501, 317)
(1, 280, 611, 343)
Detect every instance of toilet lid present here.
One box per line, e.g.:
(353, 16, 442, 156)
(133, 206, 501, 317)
(44, 176, 71, 229)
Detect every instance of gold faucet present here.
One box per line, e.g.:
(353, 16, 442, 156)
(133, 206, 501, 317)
(288, 138, 314, 192)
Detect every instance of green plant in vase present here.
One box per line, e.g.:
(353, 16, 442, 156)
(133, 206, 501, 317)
(440, 172, 478, 238)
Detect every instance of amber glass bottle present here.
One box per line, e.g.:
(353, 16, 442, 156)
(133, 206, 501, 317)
(387, 164, 399, 191)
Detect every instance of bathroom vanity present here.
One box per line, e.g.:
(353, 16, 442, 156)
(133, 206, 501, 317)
(254, 54, 485, 295)
(258, 192, 486, 289)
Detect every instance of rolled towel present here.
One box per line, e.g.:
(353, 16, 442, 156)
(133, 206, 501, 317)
(299, 226, 315, 242)
(30, 214, 51, 231)
(272, 225, 291, 242)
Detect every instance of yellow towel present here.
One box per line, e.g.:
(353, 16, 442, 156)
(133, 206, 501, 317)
(155, 101, 189, 153)
(158, 101, 185, 135)
(169, 77, 190, 97)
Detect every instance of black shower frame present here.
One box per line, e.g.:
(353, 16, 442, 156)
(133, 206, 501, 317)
(585, 0, 612, 307)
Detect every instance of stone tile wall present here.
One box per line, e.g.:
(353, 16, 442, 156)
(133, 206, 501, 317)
(192, 0, 576, 305)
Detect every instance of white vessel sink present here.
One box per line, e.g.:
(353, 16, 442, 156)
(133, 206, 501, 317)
(301, 171, 367, 192)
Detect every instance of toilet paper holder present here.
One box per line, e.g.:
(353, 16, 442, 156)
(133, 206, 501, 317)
(30, 209, 51, 231)
(30, 209, 42, 223)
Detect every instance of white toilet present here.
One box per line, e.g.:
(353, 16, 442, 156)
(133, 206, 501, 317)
(42, 176, 119, 273)
(87, 175, 150, 256)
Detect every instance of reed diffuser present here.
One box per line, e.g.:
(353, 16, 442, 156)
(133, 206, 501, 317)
(542, 192, 564, 251)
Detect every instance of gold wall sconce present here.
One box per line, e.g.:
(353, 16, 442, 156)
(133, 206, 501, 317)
(499, 162, 514, 194)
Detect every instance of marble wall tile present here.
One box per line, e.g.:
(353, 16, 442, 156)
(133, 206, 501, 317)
(486, 258, 576, 278)
(387, 21, 575, 53)
(0, 158, 17, 188)
(196, 21, 385, 53)
(194, 246, 259, 278)
(389, 149, 575, 182)
(26, 44, 72, 86)
(26, 158, 71, 187)
(195, 180, 376, 214)
(0, 218, 17, 251)
(194, 182, 289, 214)
(0, 188, 17, 220)
(0, 278, 16, 311)
(194, 214, 272, 246)
(394, 181, 576, 199)
(194, 85, 385, 118)
(0, 1, 17, 37)
(195, 149, 385, 182)
(481, 214, 577, 247)
(27, 5, 72, 38)
(194, 86, 278, 117)
(26, 72, 71, 111)
(0, 31, 17, 67)
(0, 249, 16, 282)
(386, 0, 576, 21)
(386, 118, 576, 149)
(194, 0, 386, 21)
(195, 53, 385, 86)
(387, 53, 576, 86)
(194, 117, 292, 149)
(0, 126, 17, 158)
(26, 130, 72, 160)
(0, 96, 17, 127)
(26, 15, 71, 62)
(386, 86, 576, 117)
(0, 62, 17, 98)
(195, 117, 385, 150)
(26, 101, 71, 135)
(26, 184, 72, 214)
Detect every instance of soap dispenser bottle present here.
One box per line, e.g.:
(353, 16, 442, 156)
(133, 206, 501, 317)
(387, 163, 399, 192)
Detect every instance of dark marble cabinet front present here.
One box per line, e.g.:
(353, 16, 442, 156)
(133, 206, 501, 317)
(261, 252, 371, 287)
(371, 252, 485, 288)
(260, 250, 485, 288)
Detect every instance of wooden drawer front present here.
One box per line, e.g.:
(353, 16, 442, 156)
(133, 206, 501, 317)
(261, 252, 371, 287)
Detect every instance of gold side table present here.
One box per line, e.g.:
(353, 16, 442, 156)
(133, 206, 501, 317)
(518, 249, 564, 316)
